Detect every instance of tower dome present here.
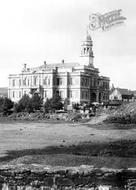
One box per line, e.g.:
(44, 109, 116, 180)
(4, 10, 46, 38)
(86, 33, 92, 42)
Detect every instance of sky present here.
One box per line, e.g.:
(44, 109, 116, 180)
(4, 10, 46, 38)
(0, 0, 136, 89)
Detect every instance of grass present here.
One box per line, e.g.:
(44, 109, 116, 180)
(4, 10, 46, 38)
(1, 139, 136, 169)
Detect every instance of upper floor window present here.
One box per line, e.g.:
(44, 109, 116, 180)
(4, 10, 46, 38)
(48, 78, 50, 85)
(43, 77, 47, 85)
(13, 91, 15, 98)
(23, 78, 27, 86)
(84, 78, 89, 86)
(19, 79, 21, 86)
(57, 78, 63, 85)
(12, 79, 15, 87)
(19, 91, 21, 98)
(81, 78, 84, 86)
(68, 90, 72, 98)
(27, 79, 30, 86)
(34, 77, 37, 86)
(69, 78, 73, 85)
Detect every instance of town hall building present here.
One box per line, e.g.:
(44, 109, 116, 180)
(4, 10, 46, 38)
(8, 32, 110, 105)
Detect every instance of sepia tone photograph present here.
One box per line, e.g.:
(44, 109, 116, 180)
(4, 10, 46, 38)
(0, 0, 135, 189)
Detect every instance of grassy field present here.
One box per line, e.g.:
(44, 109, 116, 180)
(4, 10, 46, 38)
(1, 119, 136, 169)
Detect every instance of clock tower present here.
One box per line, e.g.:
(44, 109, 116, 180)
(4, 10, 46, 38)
(80, 31, 94, 67)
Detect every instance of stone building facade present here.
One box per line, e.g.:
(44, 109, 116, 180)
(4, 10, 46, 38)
(8, 33, 110, 105)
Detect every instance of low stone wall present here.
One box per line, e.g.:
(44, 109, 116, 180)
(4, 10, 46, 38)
(0, 165, 135, 189)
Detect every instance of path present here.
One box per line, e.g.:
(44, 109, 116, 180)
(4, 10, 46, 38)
(85, 113, 109, 125)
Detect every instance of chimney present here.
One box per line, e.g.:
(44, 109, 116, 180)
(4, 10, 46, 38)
(61, 59, 64, 64)
(24, 63, 27, 69)
(44, 61, 47, 67)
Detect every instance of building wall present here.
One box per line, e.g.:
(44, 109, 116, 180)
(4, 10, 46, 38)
(109, 89, 122, 100)
(8, 65, 110, 105)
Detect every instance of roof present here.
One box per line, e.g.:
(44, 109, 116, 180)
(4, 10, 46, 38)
(23, 62, 80, 73)
(116, 88, 133, 95)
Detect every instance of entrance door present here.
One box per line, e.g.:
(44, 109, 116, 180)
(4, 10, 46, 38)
(91, 92, 96, 103)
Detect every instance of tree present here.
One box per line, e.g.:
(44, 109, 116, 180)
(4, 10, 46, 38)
(15, 94, 32, 112)
(50, 93, 63, 111)
(43, 93, 63, 112)
(30, 93, 43, 111)
(0, 97, 13, 115)
(43, 98, 51, 113)
(0, 97, 4, 113)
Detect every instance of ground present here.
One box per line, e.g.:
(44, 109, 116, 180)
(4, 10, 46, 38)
(1, 113, 136, 169)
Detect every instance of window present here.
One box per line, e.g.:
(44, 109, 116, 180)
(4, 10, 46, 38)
(19, 79, 21, 86)
(53, 78, 56, 85)
(82, 91, 84, 99)
(43, 77, 47, 85)
(82, 91, 88, 99)
(84, 78, 89, 86)
(69, 78, 73, 85)
(48, 78, 50, 85)
(27, 79, 29, 86)
(70, 91, 72, 98)
(23, 78, 27, 86)
(44, 91, 47, 97)
(19, 91, 21, 98)
(81, 78, 84, 86)
(90, 77, 92, 86)
(12, 80, 15, 87)
(94, 78, 97, 87)
(68, 90, 72, 98)
(85, 92, 88, 99)
(13, 91, 15, 98)
(57, 78, 63, 85)
(59, 91, 64, 98)
(34, 77, 37, 86)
